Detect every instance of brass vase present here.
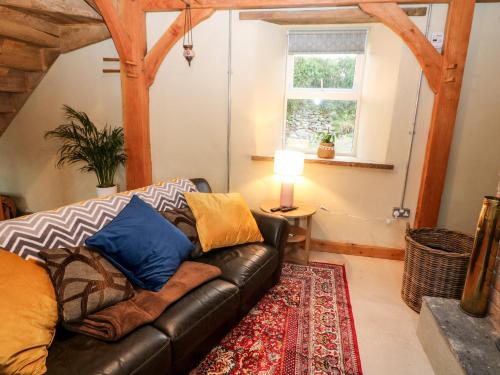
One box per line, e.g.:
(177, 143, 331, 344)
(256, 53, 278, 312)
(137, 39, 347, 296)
(460, 196, 500, 317)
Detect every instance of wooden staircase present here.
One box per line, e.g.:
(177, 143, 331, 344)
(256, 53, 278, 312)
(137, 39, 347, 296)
(0, 0, 111, 135)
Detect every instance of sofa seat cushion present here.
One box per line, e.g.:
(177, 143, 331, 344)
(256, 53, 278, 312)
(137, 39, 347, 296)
(153, 279, 239, 368)
(195, 243, 279, 314)
(196, 243, 278, 287)
(46, 326, 171, 375)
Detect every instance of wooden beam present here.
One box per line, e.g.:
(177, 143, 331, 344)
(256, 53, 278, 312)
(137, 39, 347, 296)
(0, 6, 60, 37)
(0, 38, 44, 71)
(0, 0, 103, 23)
(58, 23, 110, 53)
(239, 7, 427, 24)
(311, 238, 405, 260)
(94, 0, 132, 62)
(141, 0, 451, 11)
(414, 0, 476, 227)
(359, 3, 442, 94)
(144, 8, 215, 86)
(0, 19, 59, 47)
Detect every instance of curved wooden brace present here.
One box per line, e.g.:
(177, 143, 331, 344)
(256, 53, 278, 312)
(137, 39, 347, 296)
(359, 2, 443, 94)
(144, 8, 215, 87)
(94, 0, 132, 62)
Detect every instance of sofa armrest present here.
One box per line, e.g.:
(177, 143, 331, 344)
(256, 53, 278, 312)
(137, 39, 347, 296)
(252, 210, 289, 283)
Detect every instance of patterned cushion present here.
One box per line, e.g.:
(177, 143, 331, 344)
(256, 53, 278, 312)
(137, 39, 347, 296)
(160, 207, 203, 259)
(39, 246, 134, 323)
(0, 178, 197, 262)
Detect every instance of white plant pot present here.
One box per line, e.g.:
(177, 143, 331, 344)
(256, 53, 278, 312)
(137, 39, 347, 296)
(96, 185, 117, 198)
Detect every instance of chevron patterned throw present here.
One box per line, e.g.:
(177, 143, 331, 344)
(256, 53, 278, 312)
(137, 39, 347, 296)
(0, 178, 197, 262)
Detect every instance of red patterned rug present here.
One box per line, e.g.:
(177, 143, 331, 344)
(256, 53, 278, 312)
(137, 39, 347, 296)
(192, 262, 363, 375)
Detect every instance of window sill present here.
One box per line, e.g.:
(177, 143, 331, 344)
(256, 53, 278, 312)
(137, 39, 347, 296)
(251, 154, 394, 170)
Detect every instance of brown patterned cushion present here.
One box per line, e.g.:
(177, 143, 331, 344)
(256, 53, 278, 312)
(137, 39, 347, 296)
(39, 246, 134, 324)
(160, 207, 203, 258)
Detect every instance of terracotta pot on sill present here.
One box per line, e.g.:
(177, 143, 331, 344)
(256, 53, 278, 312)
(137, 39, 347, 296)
(317, 143, 335, 159)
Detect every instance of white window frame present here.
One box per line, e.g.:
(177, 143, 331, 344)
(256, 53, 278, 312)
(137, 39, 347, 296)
(283, 50, 366, 157)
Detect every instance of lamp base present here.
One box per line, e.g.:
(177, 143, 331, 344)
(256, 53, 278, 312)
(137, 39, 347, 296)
(280, 182, 294, 208)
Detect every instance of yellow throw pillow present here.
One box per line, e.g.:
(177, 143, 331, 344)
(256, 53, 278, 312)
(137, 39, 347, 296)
(184, 192, 263, 252)
(0, 250, 58, 375)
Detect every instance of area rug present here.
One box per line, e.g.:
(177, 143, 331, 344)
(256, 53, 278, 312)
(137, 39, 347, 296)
(192, 262, 363, 375)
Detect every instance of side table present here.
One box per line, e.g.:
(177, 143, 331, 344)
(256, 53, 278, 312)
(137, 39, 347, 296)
(260, 201, 317, 265)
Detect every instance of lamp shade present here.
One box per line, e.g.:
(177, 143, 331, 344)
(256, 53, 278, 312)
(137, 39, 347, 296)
(274, 150, 304, 177)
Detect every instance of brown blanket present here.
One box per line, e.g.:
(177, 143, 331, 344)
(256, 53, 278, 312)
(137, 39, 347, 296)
(66, 261, 221, 341)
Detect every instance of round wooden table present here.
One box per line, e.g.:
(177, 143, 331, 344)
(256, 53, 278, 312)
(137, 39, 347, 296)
(260, 201, 317, 265)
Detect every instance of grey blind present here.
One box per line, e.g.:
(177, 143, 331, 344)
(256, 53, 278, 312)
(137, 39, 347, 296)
(288, 30, 367, 55)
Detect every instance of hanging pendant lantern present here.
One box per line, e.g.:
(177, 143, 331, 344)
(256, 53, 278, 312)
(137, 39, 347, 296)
(183, 5, 195, 66)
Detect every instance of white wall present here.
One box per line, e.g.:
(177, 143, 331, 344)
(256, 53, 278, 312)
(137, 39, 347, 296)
(0, 4, 499, 248)
(230, 17, 421, 248)
(0, 40, 123, 212)
(148, 12, 230, 193)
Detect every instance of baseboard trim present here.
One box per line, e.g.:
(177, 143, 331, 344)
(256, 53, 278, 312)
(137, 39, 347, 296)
(311, 239, 405, 261)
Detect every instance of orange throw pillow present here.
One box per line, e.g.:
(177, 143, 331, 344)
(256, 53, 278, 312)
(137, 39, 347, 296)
(184, 192, 263, 252)
(0, 250, 58, 375)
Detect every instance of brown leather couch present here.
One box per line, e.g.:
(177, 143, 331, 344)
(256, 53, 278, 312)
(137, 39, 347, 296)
(46, 178, 289, 375)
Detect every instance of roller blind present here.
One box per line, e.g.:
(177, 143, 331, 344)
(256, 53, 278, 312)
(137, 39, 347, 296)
(288, 30, 367, 55)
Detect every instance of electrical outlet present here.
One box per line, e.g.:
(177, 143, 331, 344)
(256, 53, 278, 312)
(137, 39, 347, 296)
(430, 32, 444, 50)
(392, 207, 411, 219)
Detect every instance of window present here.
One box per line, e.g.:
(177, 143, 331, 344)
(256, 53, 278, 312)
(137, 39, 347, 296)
(284, 30, 367, 156)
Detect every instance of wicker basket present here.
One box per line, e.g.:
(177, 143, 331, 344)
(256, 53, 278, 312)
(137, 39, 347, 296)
(402, 226, 473, 312)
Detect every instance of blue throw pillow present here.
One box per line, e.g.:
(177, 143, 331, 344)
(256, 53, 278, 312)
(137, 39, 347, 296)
(85, 195, 194, 291)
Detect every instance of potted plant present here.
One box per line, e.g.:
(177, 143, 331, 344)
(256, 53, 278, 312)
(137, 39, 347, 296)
(316, 131, 336, 159)
(45, 105, 127, 197)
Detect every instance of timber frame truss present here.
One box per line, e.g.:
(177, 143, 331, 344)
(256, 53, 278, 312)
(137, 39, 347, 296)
(91, 0, 477, 228)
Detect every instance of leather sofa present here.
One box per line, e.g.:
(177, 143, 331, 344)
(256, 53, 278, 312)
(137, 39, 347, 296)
(46, 178, 289, 375)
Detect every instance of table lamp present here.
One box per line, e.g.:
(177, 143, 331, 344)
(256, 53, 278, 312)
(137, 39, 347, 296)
(274, 150, 305, 208)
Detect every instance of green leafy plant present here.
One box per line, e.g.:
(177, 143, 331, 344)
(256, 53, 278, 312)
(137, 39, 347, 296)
(293, 55, 356, 89)
(45, 105, 127, 188)
(316, 131, 336, 144)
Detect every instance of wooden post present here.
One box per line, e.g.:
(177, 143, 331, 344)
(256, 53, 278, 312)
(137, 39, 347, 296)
(94, 0, 214, 189)
(120, 0, 152, 189)
(414, 0, 476, 227)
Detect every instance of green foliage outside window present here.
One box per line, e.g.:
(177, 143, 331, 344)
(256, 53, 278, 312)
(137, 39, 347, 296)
(293, 55, 356, 89)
